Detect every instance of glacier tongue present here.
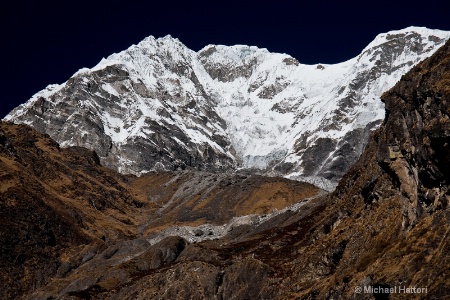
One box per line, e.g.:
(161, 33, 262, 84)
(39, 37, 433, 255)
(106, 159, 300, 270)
(5, 27, 450, 190)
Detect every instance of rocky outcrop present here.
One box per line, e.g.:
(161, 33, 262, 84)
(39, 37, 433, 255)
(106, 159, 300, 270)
(377, 39, 450, 229)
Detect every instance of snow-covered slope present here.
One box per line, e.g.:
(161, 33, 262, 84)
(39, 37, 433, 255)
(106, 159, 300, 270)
(5, 27, 450, 190)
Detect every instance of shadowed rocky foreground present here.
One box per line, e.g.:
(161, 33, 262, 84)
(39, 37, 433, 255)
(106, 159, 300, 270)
(2, 39, 450, 299)
(0, 121, 320, 299)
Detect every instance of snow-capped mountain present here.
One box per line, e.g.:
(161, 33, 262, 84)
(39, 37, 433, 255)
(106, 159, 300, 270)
(5, 27, 449, 190)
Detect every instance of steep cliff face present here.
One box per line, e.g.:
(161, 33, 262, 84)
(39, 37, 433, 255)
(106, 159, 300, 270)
(5, 27, 449, 189)
(19, 38, 450, 300)
(375, 40, 450, 230)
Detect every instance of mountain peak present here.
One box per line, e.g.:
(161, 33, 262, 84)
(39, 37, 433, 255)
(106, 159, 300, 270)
(142, 34, 185, 47)
(5, 27, 450, 190)
(362, 26, 450, 53)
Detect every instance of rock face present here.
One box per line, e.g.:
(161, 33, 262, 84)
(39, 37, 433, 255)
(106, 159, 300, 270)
(5, 27, 449, 189)
(377, 40, 450, 230)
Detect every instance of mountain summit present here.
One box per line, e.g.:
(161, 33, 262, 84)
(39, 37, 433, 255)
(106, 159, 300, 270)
(5, 27, 450, 190)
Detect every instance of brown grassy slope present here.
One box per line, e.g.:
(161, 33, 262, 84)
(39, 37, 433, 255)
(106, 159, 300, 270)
(130, 171, 319, 235)
(0, 122, 321, 299)
(0, 122, 150, 298)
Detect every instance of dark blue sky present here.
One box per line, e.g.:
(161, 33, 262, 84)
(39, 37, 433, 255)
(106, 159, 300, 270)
(1, 0, 450, 118)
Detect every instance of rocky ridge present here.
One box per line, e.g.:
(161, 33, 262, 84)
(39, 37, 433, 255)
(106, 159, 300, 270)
(5, 27, 450, 190)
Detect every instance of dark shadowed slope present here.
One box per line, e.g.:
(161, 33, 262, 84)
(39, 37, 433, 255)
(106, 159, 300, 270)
(0, 121, 320, 299)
